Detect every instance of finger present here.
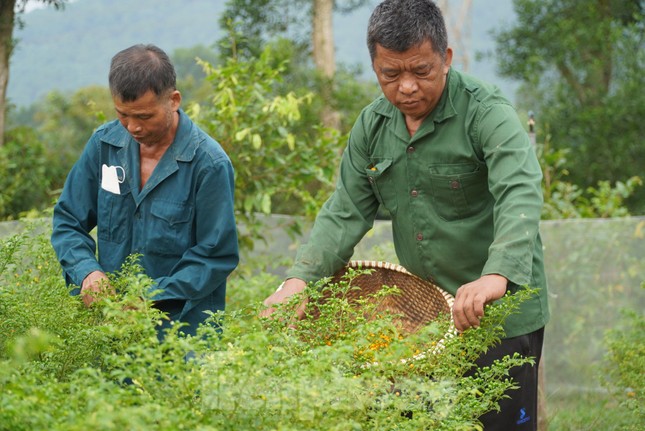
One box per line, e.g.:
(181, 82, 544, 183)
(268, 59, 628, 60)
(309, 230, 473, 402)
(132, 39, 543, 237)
(263, 291, 285, 307)
(462, 296, 483, 329)
(259, 307, 276, 318)
(82, 293, 95, 308)
(452, 303, 470, 332)
(453, 288, 481, 331)
(472, 294, 486, 319)
(295, 298, 308, 319)
(454, 310, 479, 331)
(262, 295, 275, 307)
(453, 286, 471, 331)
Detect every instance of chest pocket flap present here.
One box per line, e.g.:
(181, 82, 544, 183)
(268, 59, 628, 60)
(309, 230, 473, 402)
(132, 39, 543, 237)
(148, 200, 194, 255)
(365, 158, 397, 214)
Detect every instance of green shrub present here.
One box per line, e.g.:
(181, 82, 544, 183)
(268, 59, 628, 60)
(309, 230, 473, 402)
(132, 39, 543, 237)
(602, 291, 645, 430)
(537, 136, 642, 219)
(190, 45, 342, 250)
(0, 223, 536, 430)
(0, 128, 52, 220)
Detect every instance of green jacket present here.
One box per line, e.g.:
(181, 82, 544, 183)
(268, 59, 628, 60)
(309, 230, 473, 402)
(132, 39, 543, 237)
(287, 68, 549, 338)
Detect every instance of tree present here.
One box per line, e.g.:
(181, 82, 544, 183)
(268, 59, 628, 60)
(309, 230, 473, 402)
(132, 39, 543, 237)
(171, 44, 220, 104)
(492, 0, 645, 211)
(191, 45, 342, 250)
(218, 0, 371, 129)
(32, 85, 113, 191)
(0, 0, 66, 147)
(312, 0, 338, 128)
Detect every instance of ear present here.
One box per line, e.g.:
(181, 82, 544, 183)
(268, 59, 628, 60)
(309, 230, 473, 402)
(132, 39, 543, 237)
(443, 48, 453, 73)
(169, 90, 182, 111)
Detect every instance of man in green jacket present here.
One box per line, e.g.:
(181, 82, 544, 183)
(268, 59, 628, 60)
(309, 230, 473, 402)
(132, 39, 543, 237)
(262, 0, 548, 429)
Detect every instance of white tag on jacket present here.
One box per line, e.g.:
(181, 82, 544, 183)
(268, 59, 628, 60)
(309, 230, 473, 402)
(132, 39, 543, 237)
(101, 164, 125, 195)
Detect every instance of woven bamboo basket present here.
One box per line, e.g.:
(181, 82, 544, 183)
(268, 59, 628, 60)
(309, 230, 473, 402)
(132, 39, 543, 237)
(315, 260, 455, 334)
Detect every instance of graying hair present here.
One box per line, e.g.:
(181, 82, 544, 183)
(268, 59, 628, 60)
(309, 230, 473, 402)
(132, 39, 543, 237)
(109, 44, 176, 102)
(367, 0, 448, 61)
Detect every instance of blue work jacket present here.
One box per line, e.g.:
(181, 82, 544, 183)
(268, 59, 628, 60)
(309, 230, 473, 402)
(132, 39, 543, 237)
(51, 110, 239, 335)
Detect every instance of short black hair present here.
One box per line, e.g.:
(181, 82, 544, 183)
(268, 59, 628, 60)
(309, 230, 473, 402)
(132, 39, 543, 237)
(108, 44, 176, 102)
(367, 0, 448, 61)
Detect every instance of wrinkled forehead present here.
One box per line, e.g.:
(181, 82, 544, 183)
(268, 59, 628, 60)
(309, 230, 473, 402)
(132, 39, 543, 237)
(373, 41, 442, 64)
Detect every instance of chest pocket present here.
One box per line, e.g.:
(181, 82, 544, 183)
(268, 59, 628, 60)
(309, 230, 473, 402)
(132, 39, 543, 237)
(365, 158, 397, 215)
(148, 200, 194, 256)
(97, 185, 132, 243)
(428, 163, 491, 221)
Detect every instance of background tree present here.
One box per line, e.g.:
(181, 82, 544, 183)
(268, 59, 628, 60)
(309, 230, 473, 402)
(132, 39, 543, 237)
(218, 0, 372, 129)
(172, 44, 220, 103)
(492, 0, 645, 212)
(32, 86, 113, 192)
(0, 0, 66, 147)
(190, 44, 342, 250)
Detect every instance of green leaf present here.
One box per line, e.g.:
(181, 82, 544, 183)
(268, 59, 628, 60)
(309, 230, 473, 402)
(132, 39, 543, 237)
(261, 193, 272, 214)
(286, 133, 295, 151)
(252, 134, 262, 149)
(235, 128, 250, 141)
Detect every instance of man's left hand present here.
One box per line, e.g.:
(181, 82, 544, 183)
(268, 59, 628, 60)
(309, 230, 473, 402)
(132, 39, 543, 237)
(453, 274, 508, 332)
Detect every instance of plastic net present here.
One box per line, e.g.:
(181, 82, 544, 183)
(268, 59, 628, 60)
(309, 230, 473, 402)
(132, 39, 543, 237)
(250, 215, 645, 395)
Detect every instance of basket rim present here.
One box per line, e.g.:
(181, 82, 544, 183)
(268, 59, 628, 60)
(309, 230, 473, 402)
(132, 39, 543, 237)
(343, 260, 455, 310)
(341, 260, 459, 363)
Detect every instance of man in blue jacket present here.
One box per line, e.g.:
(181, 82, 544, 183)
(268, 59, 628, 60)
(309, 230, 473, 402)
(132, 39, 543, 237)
(51, 44, 239, 337)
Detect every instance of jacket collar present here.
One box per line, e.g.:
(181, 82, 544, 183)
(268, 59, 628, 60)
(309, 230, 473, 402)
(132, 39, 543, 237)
(102, 109, 197, 204)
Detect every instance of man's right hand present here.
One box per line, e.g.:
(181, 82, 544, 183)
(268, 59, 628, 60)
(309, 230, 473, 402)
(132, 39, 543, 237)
(260, 278, 308, 319)
(80, 271, 113, 307)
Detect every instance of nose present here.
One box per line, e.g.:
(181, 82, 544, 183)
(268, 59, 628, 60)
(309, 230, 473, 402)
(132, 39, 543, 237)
(399, 73, 418, 95)
(127, 121, 142, 134)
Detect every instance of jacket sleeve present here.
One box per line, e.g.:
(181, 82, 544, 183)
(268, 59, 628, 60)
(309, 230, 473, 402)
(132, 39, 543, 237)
(476, 102, 544, 286)
(149, 156, 239, 301)
(287, 111, 380, 282)
(51, 135, 103, 288)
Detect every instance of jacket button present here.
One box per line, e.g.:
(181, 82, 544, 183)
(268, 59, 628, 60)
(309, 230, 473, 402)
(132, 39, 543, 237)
(416, 233, 423, 241)
(407, 146, 415, 154)
(451, 180, 460, 189)
(411, 189, 418, 197)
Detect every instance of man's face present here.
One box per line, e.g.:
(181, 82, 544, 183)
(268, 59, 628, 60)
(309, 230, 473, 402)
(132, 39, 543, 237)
(372, 40, 452, 122)
(113, 89, 181, 147)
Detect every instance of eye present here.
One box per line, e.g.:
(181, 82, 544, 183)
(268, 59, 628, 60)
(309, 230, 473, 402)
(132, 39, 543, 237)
(414, 67, 432, 78)
(381, 71, 400, 81)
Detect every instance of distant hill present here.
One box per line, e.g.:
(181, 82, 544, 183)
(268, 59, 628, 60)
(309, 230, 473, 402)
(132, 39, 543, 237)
(8, 0, 518, 107)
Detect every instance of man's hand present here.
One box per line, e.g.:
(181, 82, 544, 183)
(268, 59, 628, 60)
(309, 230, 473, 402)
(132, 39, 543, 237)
(260, 278, 308, 319)
(452, 274, 508, 332)
(80, 271, 114, 307)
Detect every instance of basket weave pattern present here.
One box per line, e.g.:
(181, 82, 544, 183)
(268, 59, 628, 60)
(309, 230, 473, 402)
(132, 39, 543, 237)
(324, 260, 455, 334)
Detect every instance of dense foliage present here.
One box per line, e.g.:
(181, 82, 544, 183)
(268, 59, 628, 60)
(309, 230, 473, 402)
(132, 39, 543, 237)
(494, 0, 645, 212)
(190, 44, 343, 249)
(0, 127, 51, 219)
(1, 224, 536, 430)
(602, 300, 645, 431)
(536, 138, 642, 220)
